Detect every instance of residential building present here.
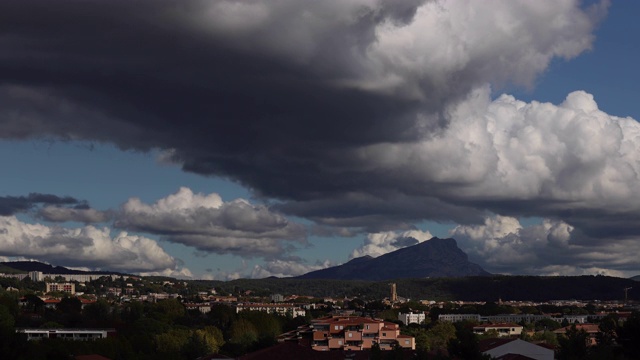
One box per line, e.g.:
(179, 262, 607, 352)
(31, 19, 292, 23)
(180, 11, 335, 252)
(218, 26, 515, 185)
(17, 328, 116, 341)
(438, 313, 588, 324)
(29, 271, 44, 282)
(553, 323, 600, 346)
(398, 312, 426, 325)
(271, 294, 284, 303)
(234, 303, 306, 318)
(278, 315, 415, 351)
(438, 314, 482, 322)
(473, 323, 523, 337)
(46, 282, 76, 295)
(185, 303, 212, 314)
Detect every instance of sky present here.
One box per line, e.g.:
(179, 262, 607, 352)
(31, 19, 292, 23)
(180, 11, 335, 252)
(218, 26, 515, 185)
(2, 0, 640, 280)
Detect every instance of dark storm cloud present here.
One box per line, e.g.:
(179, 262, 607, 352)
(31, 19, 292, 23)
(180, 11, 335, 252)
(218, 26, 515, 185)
(0, 0, 621, 245)
(0, 193, 79, 216)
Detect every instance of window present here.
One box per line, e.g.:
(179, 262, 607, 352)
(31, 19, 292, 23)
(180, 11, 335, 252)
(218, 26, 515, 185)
(382, 332, 386, 337)
(366, 325, 370, 330)
(339, 325, 343, 330)
(348, 333, 352, 338)
(335, 325, 339, 330)
(405, 340, 410, 345)
(338, 340, 343, 345)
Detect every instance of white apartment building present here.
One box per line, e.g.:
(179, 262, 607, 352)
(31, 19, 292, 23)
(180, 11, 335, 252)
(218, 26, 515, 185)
(438, 314, 482, 322)
(473, 323, 523, 337)
(398, 312, 426, 325)
(18, 328, 116, 341)
(235, 303, 306, 318)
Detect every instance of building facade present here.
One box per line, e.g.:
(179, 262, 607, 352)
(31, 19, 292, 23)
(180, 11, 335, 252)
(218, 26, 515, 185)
(398, 312, 426, 325)
(46, 282, 76, 295)
(473, 323, 523, 337)
(279, 315, 415, 351)
(234, 303, 306, 318)
(17, 328, 116, 341)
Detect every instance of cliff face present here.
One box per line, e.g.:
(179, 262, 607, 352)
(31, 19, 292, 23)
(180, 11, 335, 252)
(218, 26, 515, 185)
(297, 237, 491, 280)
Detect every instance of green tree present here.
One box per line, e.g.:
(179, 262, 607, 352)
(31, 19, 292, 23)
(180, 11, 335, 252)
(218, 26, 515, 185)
(556, 324, 589, 360)
(240, 311, 282, 343)
(57, 297, 82, 314)
(477, 329, 500, 340)
(82, 298, 113, 327)
(155, 328, 191, 355)
(448, 324, 490, 360)
(40, 321, 64, 328)
(198, 326, 225, 353)
(230, 318, 258, 351)
(149, 298, 185, 324)
(618, 311, 640, 359)
(183, 326, 225, 358)
(532, 330, 559, 347)
(534, 318, 562, 331)
(370, 342, 382, 360)
(121, 300, 144, 324)
(596, 315, 618, 347)
(207, 303, 235, 331)
(426, 321, 456, 351)
(0, 304, 15, 334)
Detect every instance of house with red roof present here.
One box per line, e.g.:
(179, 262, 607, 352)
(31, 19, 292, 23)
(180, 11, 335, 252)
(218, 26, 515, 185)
(278, 315, 415, 351)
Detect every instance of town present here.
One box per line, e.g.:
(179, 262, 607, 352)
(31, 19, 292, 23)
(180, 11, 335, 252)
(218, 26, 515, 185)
(1, 269, 639, 359)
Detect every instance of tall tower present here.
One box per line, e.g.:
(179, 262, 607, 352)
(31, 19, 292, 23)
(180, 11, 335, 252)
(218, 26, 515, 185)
(389, 283, 397, 302)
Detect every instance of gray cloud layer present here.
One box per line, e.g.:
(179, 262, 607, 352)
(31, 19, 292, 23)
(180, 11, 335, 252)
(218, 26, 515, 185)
(6, 1, 639, 276)
(0, 193, 79, 216)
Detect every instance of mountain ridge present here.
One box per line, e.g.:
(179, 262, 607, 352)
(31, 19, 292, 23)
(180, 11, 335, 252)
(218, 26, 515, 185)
(297, 237, 490, 280)
(0, 261, 127, 276)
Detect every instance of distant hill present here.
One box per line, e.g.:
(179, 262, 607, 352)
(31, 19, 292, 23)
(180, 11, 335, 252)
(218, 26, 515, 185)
(0, 261, 125, 276)
(210, 275, 639, 302)
(297, 237, 491, 280)
(0, 263, 26, 274)
(631, 275, 640, 281)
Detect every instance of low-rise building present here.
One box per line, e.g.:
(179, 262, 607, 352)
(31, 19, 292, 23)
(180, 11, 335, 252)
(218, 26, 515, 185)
(553, 323, 600, 346)
(473, 323, 523, 337)
(270, 294, 284, 303)
(46, 282, 76, 295)
(438, 314, 481, 322)
(185, 303, 212, 314)
(235, 303, 306, 318)
(279, 315, 415, 351)
(398, 312, 426, 325)
(17, 328, 116, 341)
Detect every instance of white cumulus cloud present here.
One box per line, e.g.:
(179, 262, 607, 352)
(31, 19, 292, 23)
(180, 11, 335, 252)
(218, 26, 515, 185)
(250, 259, 334, 278)
(351, 229, 433, 258)
(115, 187, 307, 258)
(451, 215, 640, 276)
(0, 215, 182, 274)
